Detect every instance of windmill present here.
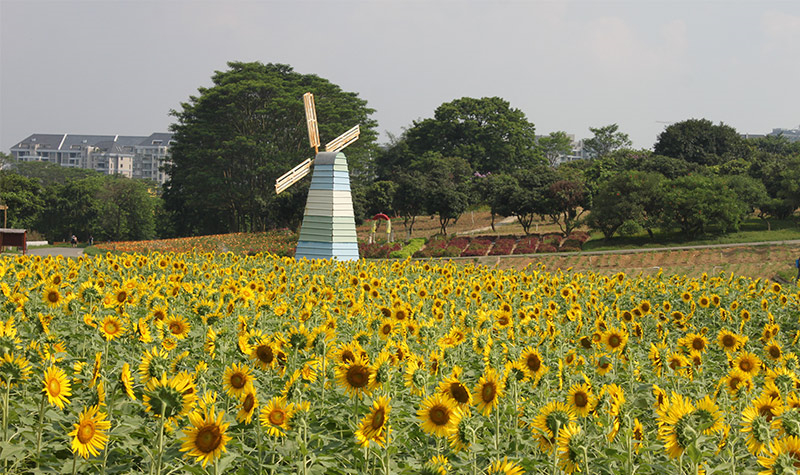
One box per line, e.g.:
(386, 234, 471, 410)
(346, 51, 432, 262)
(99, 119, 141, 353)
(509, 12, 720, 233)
(275, 93, 361, 261)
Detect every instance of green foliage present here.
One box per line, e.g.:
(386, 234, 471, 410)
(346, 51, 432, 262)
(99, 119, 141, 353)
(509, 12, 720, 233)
(502, 166, 557, 235)
(0, 172, 44, 230)
(538, 131, 573, 167)
(583, 124, 632, 159)
(378, 96, 543, 176)
(654, 119, 748, 166)
(163, 61, 378, 236)
(388, 237, 425, 259)
(587, 171, 665, 240)
(658, 175, 748, 237)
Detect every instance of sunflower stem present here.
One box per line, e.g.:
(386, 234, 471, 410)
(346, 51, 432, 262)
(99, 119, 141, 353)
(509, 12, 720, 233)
(71, 450, 78, 475)
(2, 381, 10, 442)
(551, 421, 560, 475)
(494, 401, 501, 459)
(256, 417, 264, 475)
(155, 407, 166, 475)
(35, 391, 46, 466)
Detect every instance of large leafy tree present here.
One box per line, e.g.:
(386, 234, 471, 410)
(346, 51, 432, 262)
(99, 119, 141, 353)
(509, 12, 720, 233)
(658, 175, 747, 237)
(538, 131, 574, 168)
(587, 170, 665, 240)
(164, 62, 378, 236)
(654, 119, 748, 166)
(378, 97, 543, 176)
(583, 124, 632, 159)
(0, 172, 44, 230)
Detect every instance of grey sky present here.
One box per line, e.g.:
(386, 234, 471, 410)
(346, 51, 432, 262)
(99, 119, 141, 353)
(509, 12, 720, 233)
(2, 0, 798, 153)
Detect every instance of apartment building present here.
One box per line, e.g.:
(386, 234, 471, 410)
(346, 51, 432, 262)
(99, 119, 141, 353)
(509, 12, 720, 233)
(9, 133, 173, 183)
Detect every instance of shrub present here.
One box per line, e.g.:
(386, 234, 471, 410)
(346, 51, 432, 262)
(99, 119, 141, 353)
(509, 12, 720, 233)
(389, 238, 426, 259)
(560, 238, 583, 250)
(536, 243, 557, 253)
(489, 237, 517, 256)
(566, 231, 591, 243)
(514, 236, 539, 254)
(461, 238, 493, 257)
(359, 242, 403, 259)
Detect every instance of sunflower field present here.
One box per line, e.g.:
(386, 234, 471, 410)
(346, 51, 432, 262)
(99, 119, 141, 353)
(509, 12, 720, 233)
(1, 252, 800, 474)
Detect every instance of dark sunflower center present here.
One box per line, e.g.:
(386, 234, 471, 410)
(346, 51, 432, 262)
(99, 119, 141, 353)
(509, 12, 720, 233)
(526, 355, 541, 372)
(195, 426, 222, 453)
(342, 350, 355, 364)
(268, 409, 286, 426)
(346, 366, 368, 388)
(769, 346, 781, 359)
(256, 345, 274, 364)
(47, 292, 59, 303)
(371, 408, 385, 430)
(481, 383, 496, 403)
(77, 422, 95, 444)
(429, 406, 449, 426)
(450, 383, 470, 404)
(573, 392, 588, 408)
(230, 373, 245, 389)
(740, 360, 753, 372)
(722, 335, 735, 348)
(692, 339, 705, 350)
(608, 335, 621, 348)
(243, 394, 255, 412)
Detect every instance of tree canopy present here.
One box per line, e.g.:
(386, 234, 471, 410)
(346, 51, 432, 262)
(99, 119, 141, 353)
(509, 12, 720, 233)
(163, 61, 378, 236)
(654, 119, 748, 166)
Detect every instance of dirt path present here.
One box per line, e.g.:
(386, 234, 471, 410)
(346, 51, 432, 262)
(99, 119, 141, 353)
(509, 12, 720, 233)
(25, 247, 84, 258)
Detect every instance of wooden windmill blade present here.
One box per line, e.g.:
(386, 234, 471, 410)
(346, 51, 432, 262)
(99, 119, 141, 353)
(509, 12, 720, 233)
(303, 93, 320, 152)
(325, 125, 360, 153)
(275, 158, 313, 194)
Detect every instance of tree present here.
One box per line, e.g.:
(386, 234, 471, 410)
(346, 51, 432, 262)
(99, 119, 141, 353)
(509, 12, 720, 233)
(164, 62, 378, 237)
(587, 171, 665, 240)
(473, 172, 514, 232)
(0, 172, 44, 230)
(583, 124, 632, 159)
(421, 154, 473, 235)
(654, 119, 748, 166)
(96, 176, 158, 241)
(504, 166, 558, 235)
(392, 171, 429, 240)
(37, 176, 104, 242)
(538, 131, 573, 168)
(658, 175, 747, 237)
(545, 179, 591, 236)
(378, 97, 543, 176)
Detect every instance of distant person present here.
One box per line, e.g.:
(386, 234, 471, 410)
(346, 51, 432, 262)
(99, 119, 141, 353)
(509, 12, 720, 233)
(88, 235, 93, 246)
(71, 235, 77, 248)
(796, 256, 800, 282)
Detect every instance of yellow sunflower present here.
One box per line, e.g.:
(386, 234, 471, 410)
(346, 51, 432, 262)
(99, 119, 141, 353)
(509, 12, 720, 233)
(164, 315, 191, 339)
(143, 372, 197, 421)
(742, 405, 776, 455)
(69, 405, 110, 459)
(717, 329, 746, 353)
(567, 382, 596, 417)
(438, 366, 472, 408)
(222, 363, 254, 399)
(355, 395, 391, 447)
(418, 393, 460, 437)
(0, 352, 32, 387)
(486, 457, 525, 475)
(657, 392, 695, 458)
(259, 396, 295, 437)
(733, 351, 762, 378)
(601, 327, 628, 353)
(532, 401, 577, 452)
(335, 355, 372, 399)
(43, 365, 72, 409)
(519, 347, 548, 382)
(236, 387, 259, 424)
(99, 315, 126, 341)
(180, 408, 231, 468)
(120, 363, 136, 400)
(758, 435, 800, 474)
(557, 422, 585, 474)
(42, 285, 62, 308)
(473, 367, 505, 416)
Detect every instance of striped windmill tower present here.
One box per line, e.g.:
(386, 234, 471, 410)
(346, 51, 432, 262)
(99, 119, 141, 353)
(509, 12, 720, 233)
(275, 93, 360, 261)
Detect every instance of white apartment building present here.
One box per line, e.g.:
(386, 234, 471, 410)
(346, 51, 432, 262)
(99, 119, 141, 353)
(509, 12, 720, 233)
(9, 133, 173, 184)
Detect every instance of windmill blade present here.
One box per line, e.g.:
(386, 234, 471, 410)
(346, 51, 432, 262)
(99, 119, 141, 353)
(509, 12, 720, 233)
(275, 158, 313, 194)
(325, 125, 360, 153)
(303, 93, 320, 152)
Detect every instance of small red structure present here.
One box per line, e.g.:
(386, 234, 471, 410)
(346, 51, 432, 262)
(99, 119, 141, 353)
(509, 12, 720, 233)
(0, 229, 27, 255)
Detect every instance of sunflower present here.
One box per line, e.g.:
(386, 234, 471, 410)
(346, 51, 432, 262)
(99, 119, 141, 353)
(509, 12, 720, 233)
(694, 395, 724, 435)
(733, 351, 762, 378)
(519, 347, 547, 382)
(758, 435, 800, 474)
(250, 338, 276, 370)
(532, 401, 577, 452)
(418, 393, 460, 437)
(567, 382, 596, 417)
(355, 395, 391, 447)
(259, 396, 295, 437)
(180, 408, 231, 468)
(335, 355, 372, 399)
(601, 327, 628, 353)
(448, 411, 471, 452)
(43, 365, 71, 409)
(42, 285, 62, 308)
(369, 351, 392, 391)
(657, 392, 695, 458)
(99, 315, 126, 341)
(718, 329, 746, 353)
(765, 340, 784, 362)
(486, 457, 525, 475)
(557, 422, 585, 474)
(164, 315, 191, 339)
(678, 332, 708, 353)
(143, 372, 197, 421)
(120, 363, 136, 400)
(139, 346, 171, 384)
(439, 366, 472, 408)
(742, 405, 776, 455)
(404, 357, 428, 396)
(0, 353, 32, 387)
(473, 367, 505, 416)
(222, 363, 254, 399)
(69, 405, 110, 459)
(753, 393, 783, 422)
(721, 368, 753, 398)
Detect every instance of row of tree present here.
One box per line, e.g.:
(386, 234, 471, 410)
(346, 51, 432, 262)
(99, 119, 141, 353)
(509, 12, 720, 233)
(4, 61, 800, 243)
(0, 161, 160, 243)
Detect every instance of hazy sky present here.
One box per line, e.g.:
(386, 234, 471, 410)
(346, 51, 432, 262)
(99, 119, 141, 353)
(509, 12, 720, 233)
(2, 0, 799, 153)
